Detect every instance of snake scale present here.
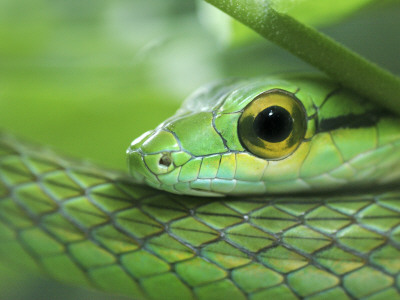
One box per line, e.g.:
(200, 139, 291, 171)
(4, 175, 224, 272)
(0, 75, 400, 299)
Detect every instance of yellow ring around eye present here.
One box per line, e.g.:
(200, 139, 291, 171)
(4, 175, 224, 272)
(238, 89, 307, 160)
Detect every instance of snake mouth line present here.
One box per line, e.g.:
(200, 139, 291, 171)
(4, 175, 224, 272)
(184, 186, 224, 197)
(129, 142, 400, 197)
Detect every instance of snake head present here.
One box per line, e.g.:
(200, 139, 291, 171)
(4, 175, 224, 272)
(127, 75, 400, 197)
(127, 129, 199, 193)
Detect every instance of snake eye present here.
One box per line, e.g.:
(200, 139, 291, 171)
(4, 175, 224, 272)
(238, 89, 307, 159)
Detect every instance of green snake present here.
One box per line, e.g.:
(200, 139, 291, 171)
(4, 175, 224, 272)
(0, 74, 399, 299)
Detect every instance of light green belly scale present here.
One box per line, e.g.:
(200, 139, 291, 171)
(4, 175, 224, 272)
(0, 135, 399, 300)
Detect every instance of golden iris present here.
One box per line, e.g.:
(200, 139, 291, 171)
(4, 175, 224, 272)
(238, 89, 307, 159)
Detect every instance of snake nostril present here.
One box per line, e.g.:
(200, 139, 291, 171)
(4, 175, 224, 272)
(159, 154, 172, 167)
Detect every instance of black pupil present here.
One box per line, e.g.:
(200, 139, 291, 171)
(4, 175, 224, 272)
(253, 106, 293, 143)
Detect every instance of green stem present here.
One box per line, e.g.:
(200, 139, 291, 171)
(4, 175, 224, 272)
(205, 0, 400, 115)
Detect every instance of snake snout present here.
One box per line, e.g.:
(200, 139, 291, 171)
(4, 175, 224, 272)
(127, 129, 182, 185)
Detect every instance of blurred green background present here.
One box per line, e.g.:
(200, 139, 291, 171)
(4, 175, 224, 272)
(0, 0, 399, 299)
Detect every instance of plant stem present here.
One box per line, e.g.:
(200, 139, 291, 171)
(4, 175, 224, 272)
(205, 0, 400, 115)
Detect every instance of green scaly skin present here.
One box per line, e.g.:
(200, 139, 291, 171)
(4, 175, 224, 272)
(0, 75, 400, 299)
(127, 75, 400, 197)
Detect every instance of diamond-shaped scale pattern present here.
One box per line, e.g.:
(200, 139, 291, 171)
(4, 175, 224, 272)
(0, 135, 399, 300)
